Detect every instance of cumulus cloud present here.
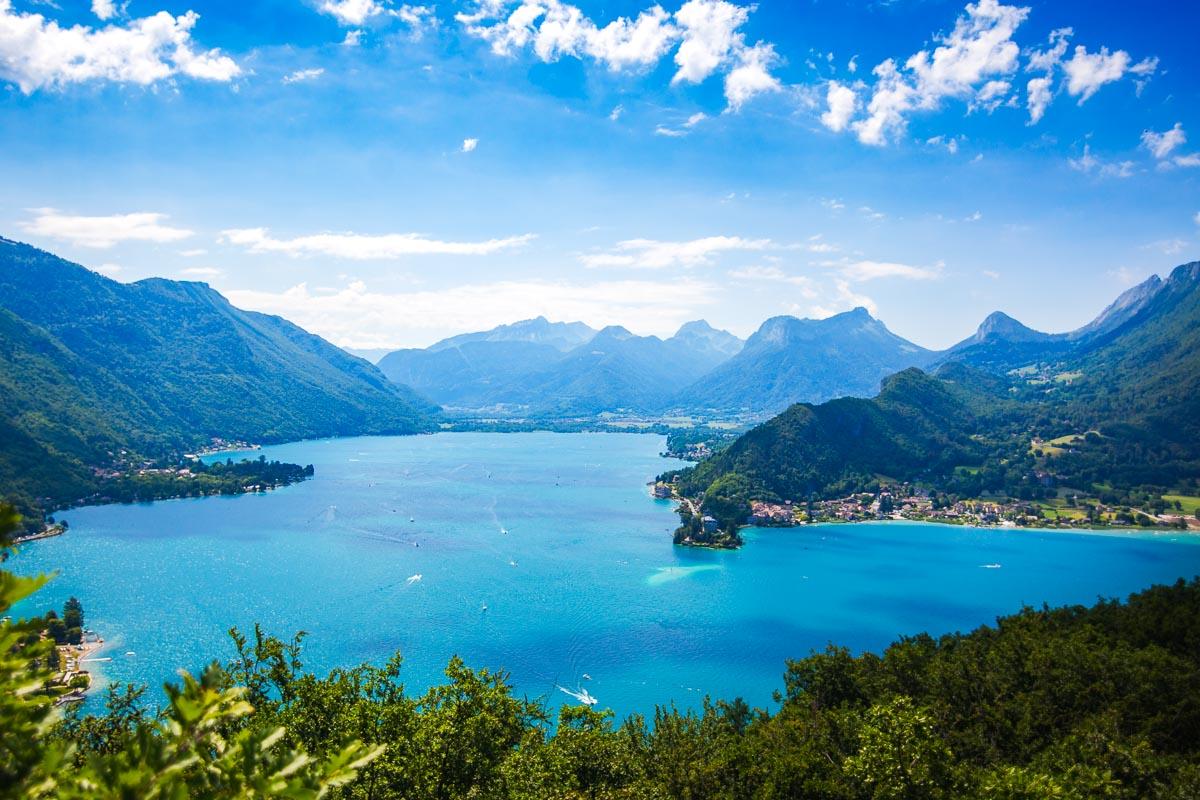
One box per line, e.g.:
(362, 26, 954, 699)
(20, 208, 193, 248)
(820, 2, 1158, 143)
(819, 80, 857, 132)
(1140, 123, 1198, 168)
(224, 277, 720, 349)
(461, 137, 479, 152)
(581, 235, 770, 269)
(0, 0, 239, 93)
(1063, 45, 1156, 103)
(846, 0, 1027, 146)
(457, 0, 779, 110)
(318, 0, 387, 26)
(221, 227, 534, 259)
(92, 0, 119, 21)
(1025, 75, 1052, 123)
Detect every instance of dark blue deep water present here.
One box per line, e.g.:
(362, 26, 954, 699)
(12, 432, 1200, 718)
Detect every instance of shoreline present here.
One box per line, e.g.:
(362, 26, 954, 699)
(53, 635, 107, 707)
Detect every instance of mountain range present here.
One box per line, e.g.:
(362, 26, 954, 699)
(669, 261, 1200, 528)
(377, 308, 937, 417)
(377, 317, 748, 414)
(0, 237, 434, 513)
(375, 269, 1187, 422)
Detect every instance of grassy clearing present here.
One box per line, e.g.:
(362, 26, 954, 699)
(1164, 495, 1200, 515)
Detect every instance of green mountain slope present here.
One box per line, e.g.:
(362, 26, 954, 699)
(669, 262, 1200, 527)
(0, 237, 435, 511)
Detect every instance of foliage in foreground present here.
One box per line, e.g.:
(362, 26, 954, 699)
(4, 501, 1199, 798)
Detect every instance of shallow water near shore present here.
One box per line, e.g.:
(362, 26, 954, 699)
(12, 432, 1200, 718)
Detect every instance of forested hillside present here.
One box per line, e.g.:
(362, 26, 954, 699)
(668, 262, 1200, 530)
(0, 238, 434, 519)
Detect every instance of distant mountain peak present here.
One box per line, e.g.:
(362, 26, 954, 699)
(1168, 260, 1200, 284)
(1069, 274, 1164, 341)
(427, 316, 596, 353)
(966, 311, 1049, 344)
(676, 319, 717, 334)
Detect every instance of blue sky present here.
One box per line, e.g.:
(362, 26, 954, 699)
(2, 0, 1197, 351)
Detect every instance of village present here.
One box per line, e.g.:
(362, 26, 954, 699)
(653, 482, 1200, 533)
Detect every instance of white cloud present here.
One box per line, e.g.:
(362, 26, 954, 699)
(847, 55, 857, 73)
(671, 0, 748, 83)
(965, 210, 982, 222)
(461, 137, 479, 152)
(224, 277, 720, 349)
(848, 0, 1027, 146)
(179, 248, 208, 257)
(609, 104, 624, 121)
(722, 40, 780, 109)
(1067, 144, 1133, 178)
(342, 28, 363, 45)
(1063, 45, 1155, 103)
(21, 208, 193, 248)
(1174, 154, 1200, 169)
(653, 124, 688, 137)
(457, 0, 777, 110)
(1026, 26, 1071, 73)
(1194, 211, 1200, 227)
(582, 235, 770, 269)
(684, 111, 707, 127)
(925, 134, 960, 154)
(95, 262, 123, 276)
(396, 4, 437, 38)
(824, 3, 1157, 142)
(971, 78, 1010, 112)
(982, 269, 1000, 279)
(819, 80, 857, 132)
(1141, 122, 1185, 159)
(221, 227, 534, 259)
(318, 0, 386, 26)
(179, 266, 222, 277)
(0, 0, 240, 92)
(283, 67, 325, 84)
(839, 259, 940, 282)
(1025, 75, 1052, 123)
(92, 0, 119, 21)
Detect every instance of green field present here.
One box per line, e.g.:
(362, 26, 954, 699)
(1163, 495, 1200, 515)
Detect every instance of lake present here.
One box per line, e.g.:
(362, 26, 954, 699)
(11, 432, 1200, 718)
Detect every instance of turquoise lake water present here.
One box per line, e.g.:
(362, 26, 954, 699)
(11, 432, 1200, 718)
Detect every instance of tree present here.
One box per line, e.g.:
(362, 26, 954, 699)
(63, 597, 83, 631)
(843, 696, 958, 800)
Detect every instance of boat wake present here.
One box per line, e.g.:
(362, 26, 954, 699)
(556, 684, 598, 706)
(406, 573, 423, 585)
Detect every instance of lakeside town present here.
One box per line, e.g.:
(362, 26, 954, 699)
(654, 481, 1200, 549)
